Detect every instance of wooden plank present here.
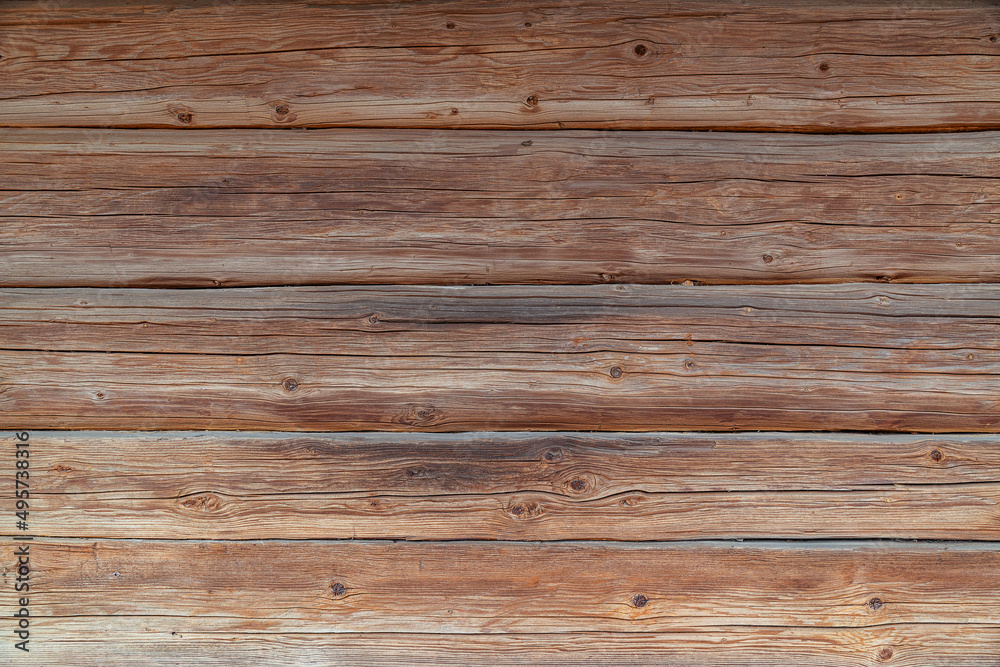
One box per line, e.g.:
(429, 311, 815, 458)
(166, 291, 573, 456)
(2, 284, 999, 432)
(17, 627, 1000, 666)
(2, 1, 999, 131)
(3, 128, 1000, 287)
(21, 431, 1000, 540)
(4, 539, 1000, 634)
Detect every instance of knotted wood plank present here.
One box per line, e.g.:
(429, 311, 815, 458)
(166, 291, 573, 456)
(2, 284, 998, 431)
(3, 129, 999, 286)
(2, 1, 999, 130)
(23, 431, 1000, 540)
(19, 627, 1000, 666)
(6, 539, 1000, 633)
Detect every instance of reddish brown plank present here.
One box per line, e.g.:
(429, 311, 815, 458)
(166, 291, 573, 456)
(3, 129, 999, 286)
(19, 431, 1000, 540)
(2, 1, 999, 130)
(3, 284, 999, 432)
(4, 539, 999, 633)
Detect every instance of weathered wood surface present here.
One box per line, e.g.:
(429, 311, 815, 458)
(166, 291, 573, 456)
(3, 128, 1000, 287)
(4, 539, 1000, 633)
(17, 619, 1000, 667)
(15, 627, 1000, 666)
(22, 431, 1000, 540)
(2, 1, 1000, 131)
(2, 284, 999, 432)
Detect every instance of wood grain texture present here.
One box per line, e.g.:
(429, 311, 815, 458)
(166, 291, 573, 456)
(2, 1, 1000, 131)
(20, 431, 1000, 540)
(15, 627, 1000, 666)
(3, 539, 1000, 634)
(3, 128, 1000, 287)
(2, 284, 999, 432)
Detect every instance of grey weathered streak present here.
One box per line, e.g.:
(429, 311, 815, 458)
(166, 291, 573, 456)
(2, 129, 999, 287)
(2, 284, 999, 432)
(1, 1, 1000, 131)
(23, 431, 1000, 540)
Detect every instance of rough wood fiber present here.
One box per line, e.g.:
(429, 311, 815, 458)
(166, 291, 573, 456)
(22, 431, 1000, 540)
(4, 539, 1000, 633)
(2, 284, 999, 432)
(16, 627, 1000, 666)
(2, 1, 1000, 131)
(3, 129, 1000, 287)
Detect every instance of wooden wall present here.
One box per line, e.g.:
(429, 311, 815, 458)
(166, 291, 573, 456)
(2, 1, 1000, 664)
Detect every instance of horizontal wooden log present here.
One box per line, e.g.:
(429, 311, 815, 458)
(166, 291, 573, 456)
(2, 1, 999, 130)
(4, 539, 1000, 635)
(17, 627, 1000, 666)
(3, 129, 1000, 286)
(2, 284, 999, 431)
(19, 431, 1000, 540)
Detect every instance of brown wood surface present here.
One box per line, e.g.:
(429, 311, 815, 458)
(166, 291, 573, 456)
(2, 1, 1000, 131)
(2, 284, 998, 432)
(3, 128, 999, 287)
(22, 431, 1000, 540)
(20, 627, 1000, 666)
(6, 539, 1000, 633)
(3, 1, 999, 661)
